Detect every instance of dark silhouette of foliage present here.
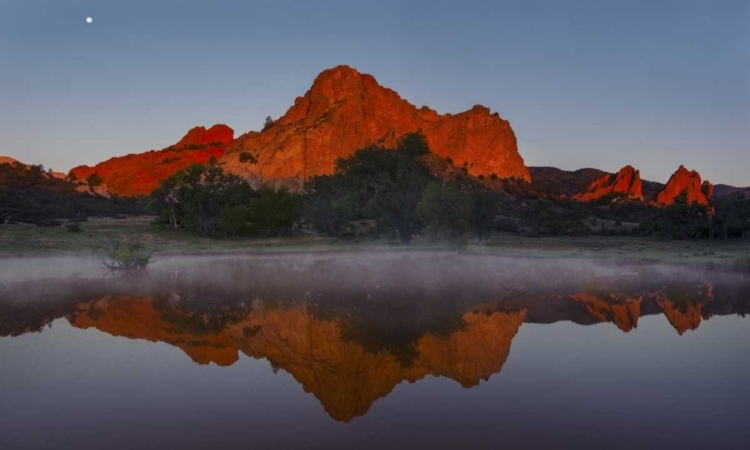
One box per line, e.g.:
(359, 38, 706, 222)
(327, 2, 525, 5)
(86, 172, 104, 187)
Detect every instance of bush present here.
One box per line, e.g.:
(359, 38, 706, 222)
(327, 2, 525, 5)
(101, 237, 155, 271)
(65, 223, 81, 232)
(86, 173, 104, 187)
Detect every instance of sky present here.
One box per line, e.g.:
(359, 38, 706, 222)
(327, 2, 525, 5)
(0, 0, 748, 185)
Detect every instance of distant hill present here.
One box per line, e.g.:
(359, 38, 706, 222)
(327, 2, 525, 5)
(528, 167, 607, 198)
(0, 159, 141, 223)
(530, 166, 666, 201)
(714, 184, 750, 198)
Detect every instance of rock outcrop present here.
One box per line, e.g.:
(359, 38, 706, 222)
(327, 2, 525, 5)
(221, 65, 530, 186)
(68, 125, 234, 197)
(573, 165, 643, 202)
(656, 165, 712, 205)
(174, 124, 234, 148)
(64, 66, 529, 196)
(0, 156, 19, 165)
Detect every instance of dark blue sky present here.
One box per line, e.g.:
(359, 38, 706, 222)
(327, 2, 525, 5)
(1, 0, 748, 185)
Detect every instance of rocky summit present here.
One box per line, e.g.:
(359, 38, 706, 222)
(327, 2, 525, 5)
(573, 165, 643, 201)
(64, 66, 529, 196)
(656, 165, 712, 205)
(68, 125, 235, 197)
(221, 65, 530, 186)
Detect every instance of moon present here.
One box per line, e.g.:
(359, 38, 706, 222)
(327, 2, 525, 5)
(86, 17, 93, 24)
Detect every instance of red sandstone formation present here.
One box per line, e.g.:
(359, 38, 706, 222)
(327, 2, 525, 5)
(656, 165, 712, 205)
(0, 156, 19, 165)
(174, 124, 234, 148)
(64, 65, 529, 196)
(573, 165, 643, 202)
(68, 125, 234, 196)
(221, 65, 530, 186)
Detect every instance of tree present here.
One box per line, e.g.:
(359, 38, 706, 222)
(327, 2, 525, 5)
(334, 132, 434, 244)
(470, 188, 498, 242)
(86, 173, 104, 187)
(641, 192, 711, 240)
(303, 174, 357, 237)
(152, 164, 247, 235)
(417, 181, 472, 251)
(263, 116, 274, 131)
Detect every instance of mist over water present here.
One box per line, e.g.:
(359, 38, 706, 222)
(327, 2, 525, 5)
(1, 253, 749, 449)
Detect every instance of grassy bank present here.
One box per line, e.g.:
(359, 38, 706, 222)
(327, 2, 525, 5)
(1, 216, 748, 270)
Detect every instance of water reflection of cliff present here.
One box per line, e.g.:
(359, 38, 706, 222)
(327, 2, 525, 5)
(1, 254, 748, 421)
(67, 296, 526, 422)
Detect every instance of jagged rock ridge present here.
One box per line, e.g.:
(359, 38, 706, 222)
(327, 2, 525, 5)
(656, 165, 712, 205)
(68, 125, 235, 197)
(219, 65, 530, 186)
(573, 165, 643, 201)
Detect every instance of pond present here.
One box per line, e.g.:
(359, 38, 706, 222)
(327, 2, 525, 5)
(1, 253, 749, 449)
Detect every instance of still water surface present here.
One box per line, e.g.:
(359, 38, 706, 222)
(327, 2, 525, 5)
(1, 253, 749, 449)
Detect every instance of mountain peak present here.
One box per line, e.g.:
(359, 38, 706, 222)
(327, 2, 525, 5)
(0, 156, 19, 165)
(657, 165, 712, 205)
(226, 65, 530, 185)
(573, 165, 643, 201)
(174, 124, 234, 148)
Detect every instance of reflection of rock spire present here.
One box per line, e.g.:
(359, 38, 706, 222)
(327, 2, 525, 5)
(653, 282, 714, 335)
(69, 297, 240, 366)
(67, 297, 526, 423)
(409, 309, 527, 388)
(571, 293, 642, 332)
(655, 296, 703, 335)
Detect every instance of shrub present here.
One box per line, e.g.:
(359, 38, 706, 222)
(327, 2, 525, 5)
(101, 237, 156, 271)
(65, 223, 81, 232)
(86, 173, 104, 187)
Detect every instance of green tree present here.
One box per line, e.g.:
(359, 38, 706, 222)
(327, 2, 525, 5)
(470, 188, 498, 242)
(417, 181, 472, 250)
(86, 172, 104, 187)
(303, 174, 357, 237)
(338, 133, 433, 244)
(263, 116, 274, 131)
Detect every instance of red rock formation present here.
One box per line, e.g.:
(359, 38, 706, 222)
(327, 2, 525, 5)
(656, 165, 712, 205)
(571, 292, 642, 332)
(0, 156, 19, 165)
(174, 124, 234, 148)
(65, 66, 528, 195)
(221, 65, 530, 186)
(573, 165, 643, 202)
(68, 125, 234, 196)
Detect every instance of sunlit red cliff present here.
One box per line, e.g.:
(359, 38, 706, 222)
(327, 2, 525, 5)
(64, 65, 529, 196)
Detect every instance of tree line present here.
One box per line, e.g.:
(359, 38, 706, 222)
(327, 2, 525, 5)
(149, 133, 499, 248)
